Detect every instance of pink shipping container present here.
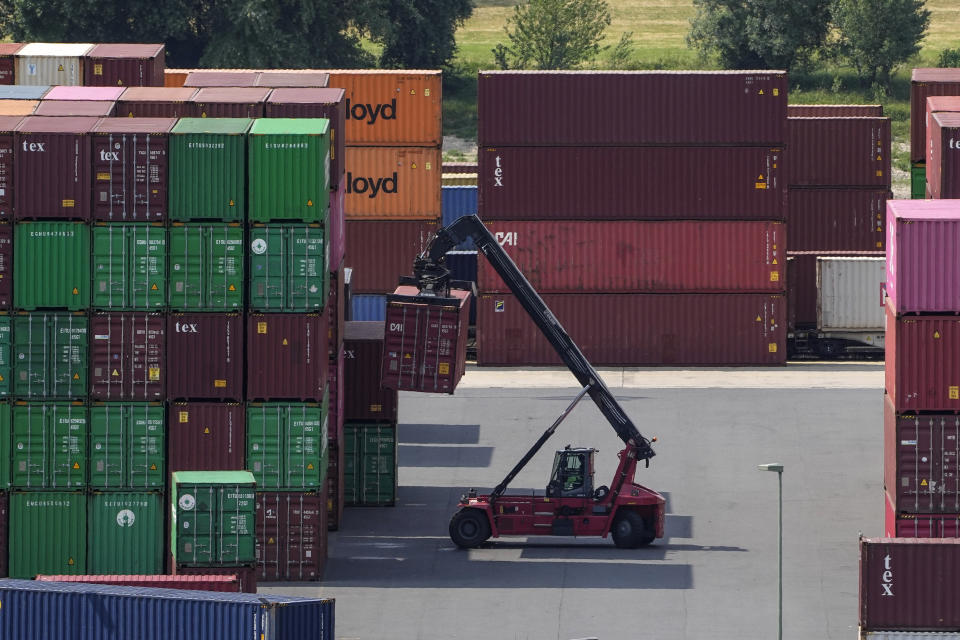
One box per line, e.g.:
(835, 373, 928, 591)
(886, 199, 960, 314)
(265, 88, 345, 189)
(191, 87, 270, 118)
(83, 44, 166, 88)
(477, 293, 786, 366)
(43, 86, 125, 101)
(255, 491, 327, 581)
(343, 321, 398, 422)
(167, 402, 246, 473)
(35, 574, 242, 592)
(0, 223, 10, 308)
(14, 116, 98, 220)
(344, 219, 437, 293)
(171, 564, 256, 593)
(787, 104, 883, 117)
(33, 101, 116, 117)
(166, 313, 243, 401)
(382, 285, 471, 394)
(0, 44, 24, 84)
(786, 251, 885, 329)
(926, 96, 960, 142)
(246, 313, 328, 401)
(927, 112, 960, 199)
(911, 68, 960, 162)
(476, 220, 785, 293)
(477, 146, 785, 221)
(0, 116, 23, 219)
(328, 173, 346, 266)
(183, 70, 261, 88)
(90, 312, 165, 400)
(786, 188, 887, 251)
(787, 117, 891, 187)
(115, 87, 199, 118)
(860, 537, 960, 630)
(885, 303, 960, 412)
(478, 70, 788, 146)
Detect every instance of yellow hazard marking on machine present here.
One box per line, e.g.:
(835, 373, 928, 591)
(768, 343, 778, 353)
(214, 379, 226, 387)
(180, 411, 189, 423)
(258, 322, 267, 334)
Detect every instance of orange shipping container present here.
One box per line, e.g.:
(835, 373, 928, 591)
(0, 100, 36, 116)
(164, 69, 192, 88)
(326, 70, 441, 146)
(345, 146, 441, 219)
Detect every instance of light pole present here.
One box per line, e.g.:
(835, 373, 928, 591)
(758, 463, 784, 640)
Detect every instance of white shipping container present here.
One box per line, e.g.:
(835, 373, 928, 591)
(16, 43, 93, 86)
(817, 257, 886, 331)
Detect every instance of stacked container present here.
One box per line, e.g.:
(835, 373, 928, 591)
(926, 97, 960, 200)
(911, 68, 960, 199)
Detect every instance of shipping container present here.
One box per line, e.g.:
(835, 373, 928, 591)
(788, 117, 891, 186)
(14, 222, 90, 310)
(0, 100, 35, 115)
(169, 118, 251, 222)
(14, 117, 97, 220)
(44, 86, 125, 101)
(256, 71, 330, 88)
(327, 440, 343, 531)
(927, 112, 960, 199)
(343, 422, 397, 506)
(442, 173, 477, 187)
(382, 286, 471, 394)
(329, 346, 344, 444)
(476, 220, 785, 294)
(184, 70, 261, 87)
(246, 314, 328, 401)
(477, 146, 786, 221)
(15, 43, 93, 86)
(817, 257, 886, 331)
(32, 100, 115, 117)
(91, 118, 175, 222)
(911, 68, 960, 162)
(441, 186, 478, 249)
(446, 251, 478, 325)
(0, 402, 9, 484)
(886, 494, 960, 538)
(115, 87, 199, 118)
(345, 146, 441, 219)
(248, 224, 327, 312)
(787, 188, 887, 251)
(0, 579, 334, 639)
(0, 118, 21, 220)
(164, 69, 189, 88)
(171, 564, 257, 593)
(926, 96, 960, 145)
(247, 400, 329, 489)
(266, 88, 345, 189)
(912, 162, 927, 199)
(168, 224, 244, 310)
(0, 490, 7, 576)
(787, 251, 885, 329)
(326, 70, 441, 146)
(166, 313, 243, 401)
(88, 491, 164, 574)
(89, 402, 165, 489)
(0, 86, 48, 99)
(328, 263, 345, 356)
(343, 321, 398, 422)
(89, 313, 165, 401)
(167, 402, 245, 473)
(13, 313, 88, 399)
(171, 470, 256, 566)
(191, 87, 271, 119)
(8, 491, 86, 577)
(11, 402, 87, 488)
(248, 118, 330, 222)
(92, 223, 167, 309)
(0, 224, 11, 306)
(255, 491, 327, 581)
(442, 161, 477, 174)
(344, 219, 437, 293)
(886, 199, 960, 314)
(329, 178, 345, 268)
(35, 573, 243, 592)
(84, 43, 165, 88)
(477, 293, 786, 366)
(0, 43, 24, 84)
(351, 294, 387, 322)
(787, 104, 883, 117)
(886, 304, 960, 412)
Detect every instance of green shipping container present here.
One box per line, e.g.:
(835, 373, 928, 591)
(92, 224, 168, 310)
(0, 315, 11, 398)
(911, 162, 927, 199)
(343, 422, 397, 506)
(13, 313, 88, 400)
(89, 403, 165, 490)
(169, 118, 251, 221)
(248, 118, 330, 223)
(0, 402, 10, 488)
(12, 403, 87, 489)
(9, 491, 86, 578)
(246, 392, 328, 489)
(168, 223, 244, 311)
(171, 470, 256, 566)
(248, 224, 327, 312)
(88, 491, 164, 574)
(13, 222, 90, 310)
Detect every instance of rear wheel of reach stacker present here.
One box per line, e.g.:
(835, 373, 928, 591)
(612, 510, 649, 549)
(449, 508, 491, 548)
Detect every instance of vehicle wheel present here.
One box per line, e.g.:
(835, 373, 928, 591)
(449, 509, 491, 548)
(637, 517, 656, 547)
(612, 510, 646, 549)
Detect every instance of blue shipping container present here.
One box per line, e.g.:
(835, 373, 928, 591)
(351, 294, 386, 322)
(0, 579, 334, 640)
(441, 186, 478, 250)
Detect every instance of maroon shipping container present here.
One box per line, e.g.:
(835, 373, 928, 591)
(787, 104, 883, 117)
(344, 219, 438, 293)
(266, 88, 345, 190)
(167, 313, 243, 401)
(477, 70, 788, 146)
(184, 71, 261, 88)
(927, 112, 960, 199)
(191, 87, 271, 119)
(257, 71, 329, 88)
(442, 162, 477, 174)
(0, 43, 24, 84)
(477, 293, 786, 366)
(343, 321, 398, 422)
(115, 87, 199, 118)
(860, 537, 960, 630)
(926, 96, 960, 145)
(911, 68, 960, 162)
(0, 490, 7, 577)
(89, 312, 165, 400)
(886, 491, 960, 538)
(84, 44, 166, 88)
(33, 101, 116, 117)
(786, 251, 885, 329)
(171, 564, 256, 593)
(0, 223, 10, 308)
(35, 574, 243, 592)
(14, 116, 98, 220)
(329, 346, 344, 445)
(886, 303, 960, 412)
(327, 440, 343, 531)
(167, 402, 246, 473)
(247, 313, 328, 401)
(786, 188, 887, 252)
(0, 116, 24, 220)
(477, 146, 785, 221)
(91, 118, 175, 222)
(787, 117, 891, 187)
(255, 491, 327, 581)
(328, 263, 345, 359)
(328, 177, 345, 266)
(382, 285, 471, 394)
(476, 220, 785, 294)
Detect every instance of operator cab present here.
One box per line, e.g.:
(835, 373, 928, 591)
(546, 446, 597, 498)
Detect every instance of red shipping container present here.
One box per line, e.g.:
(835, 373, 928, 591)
(191, 87, 270, 119)
(167, 313, 243, 401)
(91, 118, 175, 222)
(115, 87, 199, 118)
(0, 116, 24, 220)
(90, 312, 165, 400)
(265, 88, 345, 189)
(926, 96, 960, 143)
(886, 490, 960, 538)
(257, 71, 329, 88)
(786, 251, 885, 329)
(33, 101, 116, 117)
(329, 346, 345, 444)
(246, 313, 327, 401)
(343, 321, 398, 422)
(327, 440, 343, 531)
(171, 565, 256, 593)
(328, 177, 345, 268)
(0, 223, 10, 308)
(442, 161, 477, 174)
(786, 188, 887, 251)
(83, 44, 166, 88)
(0, 44, 24, 84)
(184, 70, 261, 88)
(14, 116, 98, 220)
(0, 490, 7, 577)
(478, 71, 788, 146)
(911, 68, 960, 162)
(35, 574, 242, 592)
(787, 117, 890, 187)
(477, 293, 786, 366)
(927, 112, 960, 199)
(344, 219, 437, 293)
(477, 146, 785, 221)
(167, 402, 246, 473)
(255, 491, 327, 581)
(328, 264, 345, 359)
(787, 104, 883, 117)
(886, 303, 960, 412)
(476, 220, 785, 293)
(382, 285, 471, 394)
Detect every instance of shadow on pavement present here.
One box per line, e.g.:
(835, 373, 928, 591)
(399, 423, 481, 445)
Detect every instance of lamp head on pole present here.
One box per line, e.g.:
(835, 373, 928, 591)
(757, 463, 784, 473)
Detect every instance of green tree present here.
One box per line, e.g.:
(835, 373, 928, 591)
(368, 0, 474, 68)
(493, 0, 612, 70)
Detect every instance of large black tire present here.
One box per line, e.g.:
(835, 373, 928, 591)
(449, 509, 491, 548)
(611, 510, 647, 549)
(638, 517, 657, 547)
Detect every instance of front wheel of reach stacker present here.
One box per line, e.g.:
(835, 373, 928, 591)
(449, 509, 491, 548)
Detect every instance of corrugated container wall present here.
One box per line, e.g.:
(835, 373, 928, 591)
(911, 68, 960, 162)
(328, 179, 345, 270)
(478, 71, 788, 146)
(788, 117, 891, 187)
(441, 186, 478, 249)
(344, 219, 437, 293)
(170, 470, 256, 566)
(249, 224, 327, 312)
(35, 574, 243, 592)
(15, 43, 93, 85)
(88, 491, 164, 574)
(13, 314, 88, 399)
(885, 305, 960, 412)
(927, 112, 960, 199)
(247, 314, 328, 401)
(344, 422, 397, 506)
(0, 224, 11, 307)
(0, 116, 22, 219)
(247, 400, 328, 489)
(167, 224, 244, 311)
(92, 223, 167, 310)
(11, 402, 87, 488)
(88, 402, 165, 490)
(343, 321, 398, 422)
(0, 318, 10, 397)
(351, 295, 386, 322)
(266, 88, 345, 190)
(926, 96, 960, 151)
(8, 491, 86, 578)
(0, 403, 11, 483)
(168, 402, 246, 473)
(83, 43, 166, 87)
(256, 491, 327, 581)
(115, 87, 199, 118)
(787, 251, 885, 329)
(817, 257, 886, 331)
(166, 313, 243, 400)
(886, 489, 960, 538)
(89, 312, 165, 401)
(0, 43, 24, 84)
(0, 490, 7, 576)
(32, 100, 115, 117)
(787, 104, 883, 117)
(787, 188, 887, 251)
(171, 565, 257, 593)
(191, 87, 270, 119)
(345, 146, 441, 219)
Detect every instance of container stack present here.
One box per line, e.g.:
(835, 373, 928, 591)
(474, 71, 787, 365)
(925, 97, 960, 199)
(911, 68, 960, 198)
